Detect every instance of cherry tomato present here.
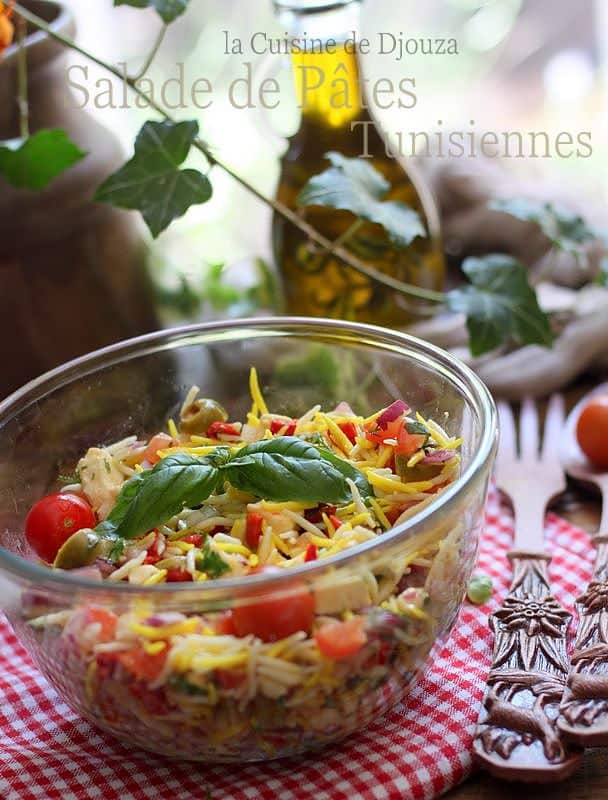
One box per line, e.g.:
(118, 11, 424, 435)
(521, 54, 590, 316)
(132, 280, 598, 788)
(25, 492, 96, 563)
(214, 610, 237, 635)
(245, 512, 264, 550)
(577, 395, 608, 470)
(315, 616, 368, 660)
(118, 645, 167, 682)
(142, 433, 174, 465)
(232, 567, 315, 643)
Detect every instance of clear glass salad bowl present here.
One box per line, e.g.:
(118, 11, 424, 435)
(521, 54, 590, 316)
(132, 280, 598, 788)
(0, 318, 496, 762)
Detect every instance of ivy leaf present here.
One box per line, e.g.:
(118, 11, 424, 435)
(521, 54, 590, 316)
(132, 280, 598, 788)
(95, 120, 212, 238)
(447, 254, 554, 357)
(490, 198, 597, 253)
(297, 152, 425, 248)
(114, 0, 190, 23)
(0, 130, 85, 190)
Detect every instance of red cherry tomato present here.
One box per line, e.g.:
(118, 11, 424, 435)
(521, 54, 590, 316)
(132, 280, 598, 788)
(315, 616, 368, 660)
(25, 492, 96, 563)
(577, 395, 608, 470)
(232, 567, 315, 643)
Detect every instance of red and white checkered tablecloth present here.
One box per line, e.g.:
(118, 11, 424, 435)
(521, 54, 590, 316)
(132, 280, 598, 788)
(0, 486, 593, 800)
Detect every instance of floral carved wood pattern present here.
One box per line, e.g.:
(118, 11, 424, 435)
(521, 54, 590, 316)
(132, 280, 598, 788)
(473, 554, 582, 781)
(558, 537, 608, 745)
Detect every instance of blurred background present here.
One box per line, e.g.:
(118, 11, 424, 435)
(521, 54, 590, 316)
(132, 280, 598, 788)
(61, 0, 608, 308)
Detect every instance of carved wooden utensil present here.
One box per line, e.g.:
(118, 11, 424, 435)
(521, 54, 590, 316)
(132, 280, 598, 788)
(557, 383, 608, 746)
(474, 396, 582, 782)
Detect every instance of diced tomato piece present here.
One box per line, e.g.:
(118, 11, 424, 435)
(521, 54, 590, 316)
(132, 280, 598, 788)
(214, 610, 237, 635)
(328, 515, 343, 531)
(365, 416, 405, 447)
(118, 645, 167, 682)
(385, 508, 403, 525)
(232, 568, 315, 643)
(85, 607, 118, 642)
(395, 426, 427, 458)
(130, 683, 170, 715)
(246, 512, 264, 550)
(182, 533, 204, 547)
(165, 568, 193, 582)
(207, 422, 240, 439)
(304, 543, 317, 562)
(269, 419, 297, 436)
(315, 617, 368, 660)
(215, 669, 246, 690)
(144, 532, 165, 563)
(338, 421, 358, 445)
(142, 433, 174, 465)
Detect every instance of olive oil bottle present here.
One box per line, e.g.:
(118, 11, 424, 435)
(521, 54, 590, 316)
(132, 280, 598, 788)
(272, 0, 445, 326)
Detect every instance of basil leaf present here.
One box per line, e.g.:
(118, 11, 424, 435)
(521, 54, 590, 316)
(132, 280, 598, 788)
(223, 436, 353, 503)
(314, 446, 373, 501)
(297, 152, 425, 248)
(405, 420, 430, 439)
(98, 454, 220, 541)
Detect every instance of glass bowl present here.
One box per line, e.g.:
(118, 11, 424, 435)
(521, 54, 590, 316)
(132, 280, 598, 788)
(0, 318, 496, 762)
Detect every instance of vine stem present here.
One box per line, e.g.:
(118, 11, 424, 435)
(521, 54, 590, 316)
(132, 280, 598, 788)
(132, 22, 167, 81)
(12, 1, 446, 306)
(16, 13, 29, 138)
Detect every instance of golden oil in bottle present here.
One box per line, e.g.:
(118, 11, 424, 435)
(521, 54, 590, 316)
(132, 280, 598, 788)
(272, 0, 444, 325)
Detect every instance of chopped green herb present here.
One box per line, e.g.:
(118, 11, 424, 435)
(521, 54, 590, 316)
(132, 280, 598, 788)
(196, 544, 230, 578)
(108, 539, 125, 563)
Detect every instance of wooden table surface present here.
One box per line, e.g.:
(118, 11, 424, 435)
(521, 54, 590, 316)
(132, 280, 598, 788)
(445, 380, 608, 800)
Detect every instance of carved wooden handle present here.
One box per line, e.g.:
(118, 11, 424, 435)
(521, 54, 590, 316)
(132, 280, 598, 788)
(558, 537, 608, 746)
(473, 554, 582, 782)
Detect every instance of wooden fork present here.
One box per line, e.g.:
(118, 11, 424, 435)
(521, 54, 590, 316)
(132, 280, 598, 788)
(473, 396, 582, 782)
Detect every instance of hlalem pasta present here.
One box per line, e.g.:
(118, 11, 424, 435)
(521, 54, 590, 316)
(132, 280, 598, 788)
(25, 368, 464, 760)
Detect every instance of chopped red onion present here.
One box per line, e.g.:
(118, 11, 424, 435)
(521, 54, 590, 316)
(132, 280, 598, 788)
(377, 400, 410, 429)
(422, 450, 455, 464)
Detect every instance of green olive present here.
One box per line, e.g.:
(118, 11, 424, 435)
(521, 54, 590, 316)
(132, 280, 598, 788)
(53, 529, 115, 569)
(179, 398, 228, 435)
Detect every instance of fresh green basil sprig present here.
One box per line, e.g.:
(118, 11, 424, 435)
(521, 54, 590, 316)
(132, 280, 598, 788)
(95, 436, 372, 545)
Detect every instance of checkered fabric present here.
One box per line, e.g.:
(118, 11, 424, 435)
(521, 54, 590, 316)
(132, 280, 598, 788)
(0, 486, 593, 800)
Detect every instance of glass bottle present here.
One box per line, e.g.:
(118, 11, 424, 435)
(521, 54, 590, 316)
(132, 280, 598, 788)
(272, 0, 445, 326)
